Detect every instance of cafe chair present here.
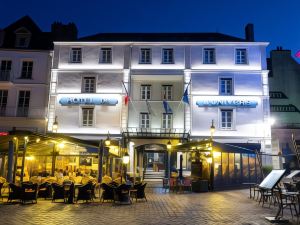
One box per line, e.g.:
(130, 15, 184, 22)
(0, 182, 4, 201)
(21, 183, 38, 204)
(114, 184, 131, 204)
(274, 187, 298, 219)
(38, 182, 52, 199)
(100, 183, 115, 203)
(76, 183, 92, 203)
(51, 183, 65, 202)
(131, 183, 147, 202)
(7, 183, 22, 203)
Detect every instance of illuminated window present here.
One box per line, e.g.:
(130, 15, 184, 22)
(0, 60, 12, 81)
(219, 78, 233, 95)
(162, 113, 172, 129)
(220, 109, 233, 130)
(20, 61, 33, 79)
(0, 90, 8, 116)
(83, 77, 96, 93)
(70, 48, 82, 63)
(140, 48, 151, 64)
(141, 85, 151, 100)
(236, 49, 247, 64)
(162, 85, 172, 100)
(203, 48, 215, 64)
(82, 108, 94, 127)
(162, 48, 174, 64)
(100, 48, 112, 63)
(140, 113, 150, 128)
(17, 90, 30, 117)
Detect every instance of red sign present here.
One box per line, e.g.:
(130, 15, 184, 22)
(0, 132, 8, 136)
(295, 50, 300, 58)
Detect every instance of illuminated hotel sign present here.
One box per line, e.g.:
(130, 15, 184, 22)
(196, 99, 258, 108)
(59, 97, 118, 106)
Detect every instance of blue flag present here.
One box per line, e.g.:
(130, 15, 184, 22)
(182, 87, 189, 104)
(163, 100, 172, 113)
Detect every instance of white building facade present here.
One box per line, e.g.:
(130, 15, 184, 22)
(49, 25, 272, 175)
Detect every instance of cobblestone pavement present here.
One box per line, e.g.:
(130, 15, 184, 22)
(0, 188, 298, 225)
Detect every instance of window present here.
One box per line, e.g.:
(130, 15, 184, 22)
(162, 113, 172, 129)
(140, 113, 150, 128)
(220, 109, 233, 130)
(220, 78, 233, 95)
(0, 60, 12, 81)
(15, 28, 31, 48)
(82, 77, 96, 93)
(203, 48, 216, 64)
(140, 85, 151, 100)
(162, 48, 174, 64)
(0, 90, 8, 116)
(20, 61, 33, 79)
(70, 48, 82, 63)
(17, 90, 30, 117)
(236, 49, 247, 64)
(140, 48, 151, 64)
(82, 108, 94, 127)
(162, 85, 172, 100)
(100, 48, 112, 63)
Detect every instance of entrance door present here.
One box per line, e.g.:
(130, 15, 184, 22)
(145, 152, 165, 171)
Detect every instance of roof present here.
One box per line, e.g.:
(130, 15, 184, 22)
(78, 32, 246, 42)
(0, 15, 53, 50)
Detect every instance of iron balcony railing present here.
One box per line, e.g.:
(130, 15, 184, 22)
(0, 70, 11, 81)
(122, 127, 190, 139)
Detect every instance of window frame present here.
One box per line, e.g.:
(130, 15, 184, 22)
(162, 85, 173, 100)
(140, 112, 150, 128)
(20, 61, 33, 79)
(162, 113, 173, 129)
(82, 76, 96, 93)
(162, 48, 174, 64)
(219, 77, 233, 95)
(0, 90, 8, 116)
(70, 47, 82, 63)
(99, 47, 112, 64)
(81, 107, 95, 127)
(203, 48, 216, 64)
(17, 90, 30, 117)
(219, 108, 235, 130)
(140, 84, 151, 100)
(235, 48, 248, 65)
(139, 48, 152, 64)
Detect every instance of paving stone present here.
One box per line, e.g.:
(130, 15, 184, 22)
(0, 188, 298, 225)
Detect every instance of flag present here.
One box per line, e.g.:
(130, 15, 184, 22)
(296, 50, 300, 58)
(163, 100, 172, 113)
(146, 100, 155, 115)
(182, 87, 189, 104)
(124, 95, 129, 105)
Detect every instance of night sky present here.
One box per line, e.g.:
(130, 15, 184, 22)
(1, 0, 299, 59)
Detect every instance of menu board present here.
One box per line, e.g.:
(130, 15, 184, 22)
(259, 170, 286, 190)
(286, 170, 300, 179)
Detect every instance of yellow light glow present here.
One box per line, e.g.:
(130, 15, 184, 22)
(36, 138, 40, 143)
(24, 136, 28, 141)
(207, 158, 212, 164)
(105, 139, 111, 146)
(207, 147, 212, 151)
(167, 140, 172, 149)
(26, 156, 34, 161)
(213, 152, 221, 158)
(58, 142, 65, 149)
(123, 155, 130, 164)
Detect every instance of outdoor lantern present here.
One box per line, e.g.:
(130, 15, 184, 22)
(123, 152, 130, 164)
(207, 157, 212, 164)
(210, 120, 215, 136)
(52, 116, 58, 132)
(105, 132, 111, 146)
(167, 140, 172, 149)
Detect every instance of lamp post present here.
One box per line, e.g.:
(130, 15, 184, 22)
(210, 120, 215, 191)
(20, 136, 28, 183)
(105, 131, 111, 146)
(167, 140, 172, 189)
(122, 152, 130, 182)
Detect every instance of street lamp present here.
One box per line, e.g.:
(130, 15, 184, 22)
(210, 120, 215, 139)
(122, 151, 130, 182)
(209, 120, 215, 191)
(167, 140, 172, 149)
(105, 131, 111, 146)
(52, 116, 58, 133)
(166, 140, 172, 190)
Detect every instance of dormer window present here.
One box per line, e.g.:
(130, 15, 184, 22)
(15, 27, 31, 48)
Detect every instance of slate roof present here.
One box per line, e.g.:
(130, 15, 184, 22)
(78, 32, 246, 42)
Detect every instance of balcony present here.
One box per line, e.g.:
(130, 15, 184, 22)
(122, 127, 190, 139)
(0, 70, 11, 81)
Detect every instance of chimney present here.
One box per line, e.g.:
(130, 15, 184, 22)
(51, 22, 78, 41)
(245, 24, 254, 42)
(0, 29, 4, 47)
